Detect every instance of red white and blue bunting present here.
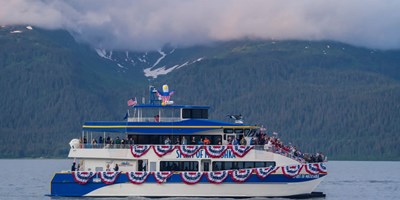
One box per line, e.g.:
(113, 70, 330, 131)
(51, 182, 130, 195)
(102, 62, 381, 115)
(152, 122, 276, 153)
(282, 164, 303, 178)
(177, 145, 203, 157)
(305, 163, 320, 175)
(98, 171, 121, 184)
(130, 145, 151, 158)
(318, 163, 327, 173)
(206, 170, 230, 184)
(126, 171, 150, 184)
(254, 166, 278, 179)
(180, 171, 204, 184)
(204, 145, 229, 158)
(154, 171, 173, 183)
(72, 171, 96, 184)
(231, 169, 253, 182)
(71, 162, 327, 185)
(153, 145, 176, 157)
(230, 145, 254, 157)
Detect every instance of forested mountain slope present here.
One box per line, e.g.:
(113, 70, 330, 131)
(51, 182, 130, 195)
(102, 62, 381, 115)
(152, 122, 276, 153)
(0, 27, 399, 160)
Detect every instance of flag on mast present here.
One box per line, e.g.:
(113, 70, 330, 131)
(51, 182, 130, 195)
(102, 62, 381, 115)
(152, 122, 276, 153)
(127, 97, 137, 107)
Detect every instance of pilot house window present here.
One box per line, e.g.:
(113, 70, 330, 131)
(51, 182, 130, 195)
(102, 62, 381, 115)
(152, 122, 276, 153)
(182, 109, 208, 119)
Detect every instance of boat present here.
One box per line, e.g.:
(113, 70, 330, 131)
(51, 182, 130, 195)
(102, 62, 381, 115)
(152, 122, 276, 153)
(50, 85, 327, 198)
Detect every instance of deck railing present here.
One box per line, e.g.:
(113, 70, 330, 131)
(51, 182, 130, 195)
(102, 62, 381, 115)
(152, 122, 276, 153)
(127, 117, 181, 122)
(72, 144, 323, 163)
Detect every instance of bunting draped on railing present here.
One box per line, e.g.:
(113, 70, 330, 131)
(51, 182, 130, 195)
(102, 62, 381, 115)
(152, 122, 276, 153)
(70, 163, 327, 185)
(282, 164, 303, 177)
(206, 170, 230, 184)
(154, 171, 173, 183)
(130, 145, 151, 158)
(254, 166, 278, 179)
(128, 145, 255, 158)
(126, 171, 150, 184)
(231, 169, 253, 182)
(204, 145, 229, 158)
(99, 171, 121, 184)
(72, 171, 96, 184)
(153, 145, 176, 157)
(230, 145, 254, 157)
(180, 171, 204, 184)
(177, 145, 203, 157)
(305, 163, 320, 175)
(317, 163, 327, 173)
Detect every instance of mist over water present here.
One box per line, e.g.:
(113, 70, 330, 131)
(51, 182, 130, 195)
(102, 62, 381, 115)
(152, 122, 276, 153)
(0, 160, 398, 200)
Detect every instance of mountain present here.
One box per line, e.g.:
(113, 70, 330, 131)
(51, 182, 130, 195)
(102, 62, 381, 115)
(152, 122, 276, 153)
(0, 26, 399, 160)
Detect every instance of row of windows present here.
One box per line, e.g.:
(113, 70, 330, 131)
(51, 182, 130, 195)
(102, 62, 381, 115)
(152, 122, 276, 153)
(159, 161, 275, 172)
(212, 161, 276, 171)
(160, 161, 199, 171)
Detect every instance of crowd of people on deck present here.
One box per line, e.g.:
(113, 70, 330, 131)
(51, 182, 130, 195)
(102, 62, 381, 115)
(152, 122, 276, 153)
(78, 131, 326, 163)
(79, 136, 135, 149)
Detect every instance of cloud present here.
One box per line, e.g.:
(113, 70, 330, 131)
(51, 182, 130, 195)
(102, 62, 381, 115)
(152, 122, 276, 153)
(1, 0, 399, 51)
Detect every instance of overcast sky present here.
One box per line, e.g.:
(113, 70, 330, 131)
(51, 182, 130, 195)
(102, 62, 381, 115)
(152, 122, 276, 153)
(1, 0, 400, 51)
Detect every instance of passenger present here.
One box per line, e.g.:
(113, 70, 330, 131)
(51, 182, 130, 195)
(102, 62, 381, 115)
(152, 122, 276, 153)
(232, 137, 239, 145)
(128, 137, 134, 145)
(91, 139, 97, 148)
(240, 137, 247, 145)
(203, 137, 211, 145)
(182, 136, 187, 145)
(164, 137, 171, 145)
(77, 164, 81, 171)
(154, 114, 160, 122)
(114, 164, 119, 172)
(175, 137, 180, 145)
(227, 136, 232, 145)
(198, 138, 204, 145)
(115, 137, 121, 148)
(190, 136, 196, 145)
(71, 162, 76, 171)
(217, 138, 222, 145)
(98, 136, 103, 145)
(106, 164, 111, 171)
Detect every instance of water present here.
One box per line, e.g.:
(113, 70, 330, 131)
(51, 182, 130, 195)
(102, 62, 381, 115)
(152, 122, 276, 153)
(0, 160, 399, 200)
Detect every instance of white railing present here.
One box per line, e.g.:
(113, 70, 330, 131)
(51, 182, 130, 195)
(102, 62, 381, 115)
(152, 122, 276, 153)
(72, 144, 325, 163)
(127, 117, 181, 122)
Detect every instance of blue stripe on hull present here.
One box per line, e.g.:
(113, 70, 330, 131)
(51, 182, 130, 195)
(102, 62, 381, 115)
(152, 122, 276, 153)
(51, 173, 326, 197)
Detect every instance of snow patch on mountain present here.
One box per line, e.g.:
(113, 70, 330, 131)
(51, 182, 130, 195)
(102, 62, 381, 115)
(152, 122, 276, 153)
(144, 57, 204, 78)
(10, 30, 22, 33)
(153, 50, 166, 67)
(95, 48, 113, 60)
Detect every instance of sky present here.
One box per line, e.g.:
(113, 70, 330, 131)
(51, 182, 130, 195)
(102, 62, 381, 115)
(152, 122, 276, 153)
(1, 0, 400, 51)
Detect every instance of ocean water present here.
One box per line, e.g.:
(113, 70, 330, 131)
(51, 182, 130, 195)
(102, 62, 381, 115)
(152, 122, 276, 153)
(0, 160, 398, 200)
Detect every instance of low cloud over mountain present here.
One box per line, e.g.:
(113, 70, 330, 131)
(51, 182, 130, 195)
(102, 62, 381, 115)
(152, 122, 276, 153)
(1, 0, 400, 51)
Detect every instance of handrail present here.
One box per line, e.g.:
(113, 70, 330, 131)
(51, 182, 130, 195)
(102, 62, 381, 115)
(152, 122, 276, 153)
(127, 117, 181, 122)
(72, 144, 325, 163)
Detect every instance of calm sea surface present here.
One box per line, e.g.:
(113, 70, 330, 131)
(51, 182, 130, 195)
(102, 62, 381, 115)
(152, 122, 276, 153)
(0, 160, 398, 200)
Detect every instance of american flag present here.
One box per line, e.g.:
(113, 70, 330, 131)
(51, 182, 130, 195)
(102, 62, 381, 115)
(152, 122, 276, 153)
(127, 97, 137, 106)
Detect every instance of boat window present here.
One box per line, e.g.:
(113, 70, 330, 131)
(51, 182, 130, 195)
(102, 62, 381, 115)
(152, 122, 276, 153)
(182, 109, 208, 119)
(212, 161, 276, 171)
(234, 129, 243, 134)
(160, 161, 199, 171)
(223, 129, 233, 133)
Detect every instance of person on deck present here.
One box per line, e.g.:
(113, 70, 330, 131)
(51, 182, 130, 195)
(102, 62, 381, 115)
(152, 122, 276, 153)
(164, 137, 171, 145)
(114, 164, 119, 172)
(71, 162, 76, 171)
(182, 136, 187, 145)
(203, 137, 211, 145)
